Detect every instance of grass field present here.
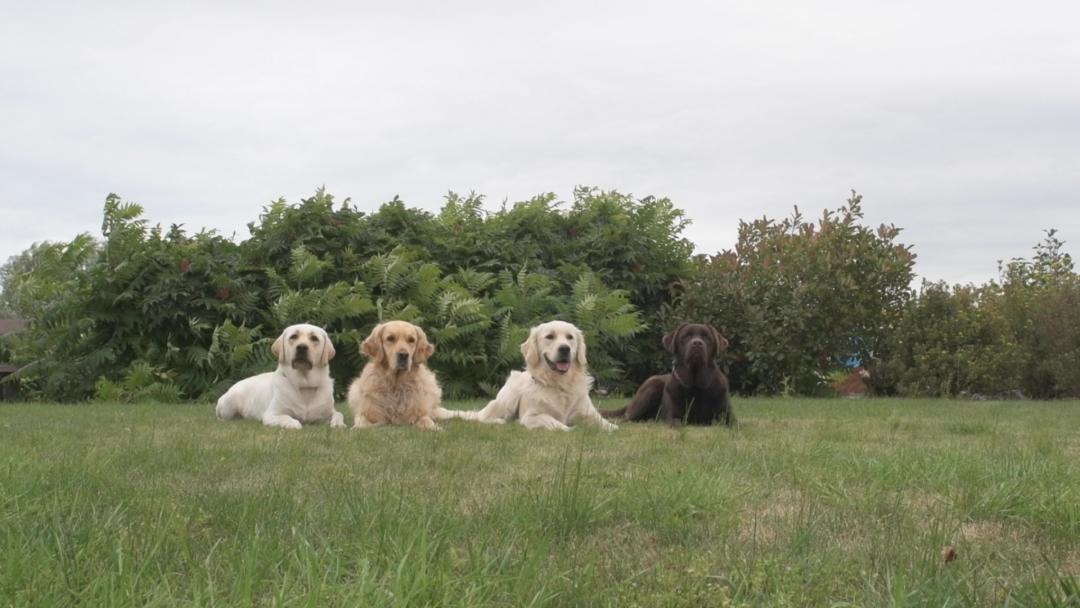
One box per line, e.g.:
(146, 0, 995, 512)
(2, 398, 1079, 607)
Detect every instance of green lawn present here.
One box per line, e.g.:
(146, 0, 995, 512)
(2, 399, 1079, 607)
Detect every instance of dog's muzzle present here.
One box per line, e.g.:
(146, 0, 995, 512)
(545, 349, 572, 374)
(684, 340, 708, 364)
(395, 352, 411, 371)
(291, 344, 313, 370)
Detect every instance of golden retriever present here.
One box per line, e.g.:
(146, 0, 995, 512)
(348, 320, 447, 431)
(440, 320, 617, 431)
(215, 323, 343, 429)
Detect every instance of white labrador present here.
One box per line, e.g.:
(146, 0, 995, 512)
(215, 323, 344, 429)
(438, 320, 617, 431)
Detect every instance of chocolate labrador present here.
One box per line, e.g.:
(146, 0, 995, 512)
(604, 323, 734, 426)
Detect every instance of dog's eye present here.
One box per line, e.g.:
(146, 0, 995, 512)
(310, 336, 319, 343)
(289, 334, 299, 341)
(386, 335, 396, 342)
(566, 334, 574, 340)
(545, 333, 555, 340)
(407, 336, 416, 344)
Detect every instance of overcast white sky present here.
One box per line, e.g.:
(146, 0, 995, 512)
(2, 1, 1078, 285)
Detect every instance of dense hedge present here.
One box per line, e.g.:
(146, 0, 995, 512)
(0, 188, 688, 401)
(874, 231, 1080, 398)
(1, 189, 1077, 400)
(674, 193, 915, 395)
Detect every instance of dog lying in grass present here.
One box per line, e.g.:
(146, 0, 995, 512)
(440, 320, 617, 431)
(215, 323, 344, 429)
(604, 323, 735, 426)
(348, 320, 450, 431)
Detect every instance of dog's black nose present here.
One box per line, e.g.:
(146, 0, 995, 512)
(296, 344, 309, 354)
(396, 352, 409, 365)
(689, 338, 705, 348)
(558, 344, 571, 357)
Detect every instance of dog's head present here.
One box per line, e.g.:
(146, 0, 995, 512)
(662, 323, 728, 367)
(361, 320, 434, 372)
(271, 323, 335, 372)
(521, 320, 587, 378)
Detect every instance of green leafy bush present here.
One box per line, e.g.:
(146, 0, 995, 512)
(3, 189, 663, 401)
(676, 192, 916, 394)
(93, 361, 183, 404)
(994, 231, 1080, 397)
(875, 231, 1080, 398)
(6, 187, 1077, 401)
(873, 281, 1019, 396)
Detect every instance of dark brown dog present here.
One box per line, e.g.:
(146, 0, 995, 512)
(604, 323, 734, 425)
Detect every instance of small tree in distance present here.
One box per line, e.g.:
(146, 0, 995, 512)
(680, 192, 916, 395)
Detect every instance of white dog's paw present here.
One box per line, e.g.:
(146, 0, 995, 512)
(330, 412, 346, 428)
(600, 420, 618, 432)
(266, 416, 304, 429)
(535, 418, 571, 431)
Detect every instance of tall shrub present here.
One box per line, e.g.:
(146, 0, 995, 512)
(876, 230, 1080, 398)
(5, 189, 659, 401)
(679, 192, 915, 394)
(998, 230, 1080, 398)
(873, 282, 1019, 396)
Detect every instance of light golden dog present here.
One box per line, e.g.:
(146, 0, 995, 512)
(440, 320, 616, 431)
(215, 323, 343, 429)
(348, 320, 448, 431)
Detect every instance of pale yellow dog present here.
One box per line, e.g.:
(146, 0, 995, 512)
(215, 323, 343, 429)
(439, 320, 616, 431)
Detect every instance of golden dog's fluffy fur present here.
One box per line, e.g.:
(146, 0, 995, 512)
(439, 320, 616, 431)
(348, 320, 447, 431)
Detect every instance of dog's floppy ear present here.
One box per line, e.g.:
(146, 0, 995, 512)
(271, 331, 287, 365)
(319, 328, 336, 367)
(575, 327, 588, 369)
(520, 326, 542, 369)
(662, 324, 686, 353)
(361, 323, 385, 363)
(414, 326, 434, 364)
(709, 325, 729, 353)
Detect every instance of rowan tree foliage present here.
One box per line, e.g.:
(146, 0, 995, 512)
(2, 189, 660, 401)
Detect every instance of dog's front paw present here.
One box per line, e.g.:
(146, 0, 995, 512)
(280, 418, 302, 430)
(330, 413, 346, 428)
(415, 417, 441, 431)
(601, 420, 618, 432)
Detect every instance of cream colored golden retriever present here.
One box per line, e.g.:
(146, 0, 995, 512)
(215, 323, 343, 429)
(440, 320, 617, 431)
(348, 320, 448, 431)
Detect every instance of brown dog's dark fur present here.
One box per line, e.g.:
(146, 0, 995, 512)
(604, 323, 734, 426)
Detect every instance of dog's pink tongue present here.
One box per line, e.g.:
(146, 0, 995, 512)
(555, 361, 571, 373)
